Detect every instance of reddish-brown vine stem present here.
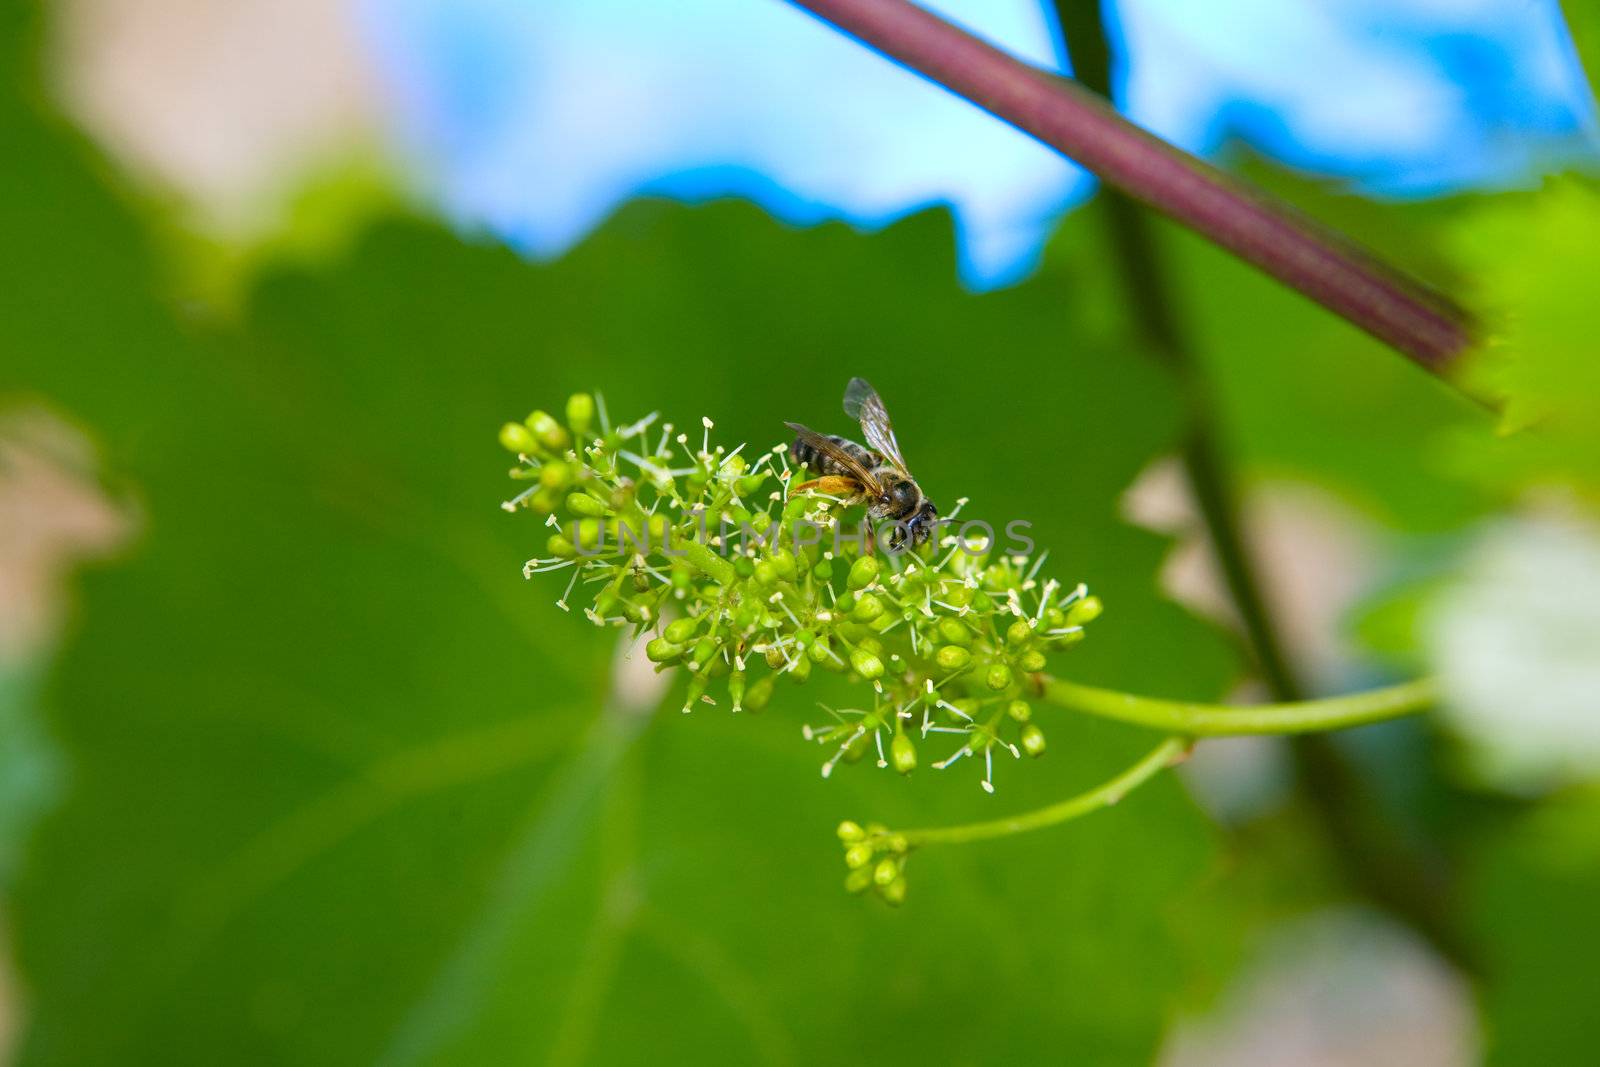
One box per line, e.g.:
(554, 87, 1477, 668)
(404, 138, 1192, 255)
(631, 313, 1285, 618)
(785, 0, 1476, 377)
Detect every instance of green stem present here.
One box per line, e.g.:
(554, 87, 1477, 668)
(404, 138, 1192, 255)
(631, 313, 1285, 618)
(1038, 676, 1438, 736)
(678, 539, 736, 586)
(896, 736, 1188, 847)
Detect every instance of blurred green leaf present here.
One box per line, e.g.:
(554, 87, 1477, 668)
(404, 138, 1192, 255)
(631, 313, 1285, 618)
(1562, 1, 1600, 98)
(1469, 793, 1600, 1065)
(0, 663, 61, 885)
(1, 10, 1243, 1061)
(1445, 178, 1600, 497)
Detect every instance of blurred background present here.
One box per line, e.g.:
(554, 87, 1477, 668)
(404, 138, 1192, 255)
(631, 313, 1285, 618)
(3, 1, 1599, 1063)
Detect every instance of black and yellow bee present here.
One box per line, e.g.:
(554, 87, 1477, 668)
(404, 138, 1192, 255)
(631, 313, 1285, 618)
(786, 377, 939, 548)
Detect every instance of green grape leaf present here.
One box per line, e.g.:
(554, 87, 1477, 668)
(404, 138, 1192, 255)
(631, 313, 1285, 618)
(2, 15, 1240, 1064)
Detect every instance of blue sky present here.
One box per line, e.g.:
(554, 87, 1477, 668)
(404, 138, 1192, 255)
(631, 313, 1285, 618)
(360, 0, 1598, 287)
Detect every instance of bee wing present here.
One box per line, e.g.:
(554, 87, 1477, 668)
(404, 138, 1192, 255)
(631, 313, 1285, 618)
(842, 377, 911, 476)
(785, 421, 883, 497)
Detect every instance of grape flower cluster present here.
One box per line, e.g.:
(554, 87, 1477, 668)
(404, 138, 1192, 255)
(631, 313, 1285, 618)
(500, 394, 1102, 901)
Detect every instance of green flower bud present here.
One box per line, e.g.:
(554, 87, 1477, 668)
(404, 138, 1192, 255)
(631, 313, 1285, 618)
(852, 594, 885, 623)
(646, 638, 683, 664)
(1007, 699, 1032, 723)
(744, 673, 775, 712)
(986, 663, 1014, 691)
(764, 646, 787, 670)
(837, 820, 866, 842)
(812, 558, 834, 581)
(844, 843, 874, 869)
(847, 556, 880, 590)
(728, 670, 747, 711)
(873, 857, 899, 886)
(566, 393, 595, 436)
(878, 876, 908, 906)
(1006, 619, 1034, 646)
(753, 560, 779, 587)
(849, 647, 885, 680)
(573, 518, 605, 552)
(937, 618, 973, 646)
(499, 421, 539, 454)
(1066, 595, 1103, 626)
(943, 584, 973, 608)
(788, 654, 812, 683)
(869, 611, 899, 634)
(808, 636, 833, 664)
(733, 598, 762, 630)
(683, 673, 709, 713)
(665, 618, 699, 644)
(842, 731, 871, 764)
(538, 460, 572, 490)
(736, 472, 769, 497)
(690, 637, 718, 672)
(1018, 650, 1047, 672)
(1020, 722, 1047, 757)
(546, 534, 577, 559)
(525, 409, 569, 451)
(936, 645, 972, 671)
(890, 731, 917, 775)
(567, 492, 609, 518)
(769, 549, 798, 580)
(844, 866, 875, 894)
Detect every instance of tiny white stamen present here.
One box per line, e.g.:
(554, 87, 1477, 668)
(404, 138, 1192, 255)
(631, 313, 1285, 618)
(619, 411, 659, 439)
(1024, 549, 1050, 584)
(555, 567, 581, 612)
(501, 486, 540, 513)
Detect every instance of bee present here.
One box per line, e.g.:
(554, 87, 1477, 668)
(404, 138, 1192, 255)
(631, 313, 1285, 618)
(786, 377, 939, 548)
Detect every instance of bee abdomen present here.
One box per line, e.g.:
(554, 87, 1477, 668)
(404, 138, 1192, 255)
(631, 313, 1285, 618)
(790, 433, 880, 477)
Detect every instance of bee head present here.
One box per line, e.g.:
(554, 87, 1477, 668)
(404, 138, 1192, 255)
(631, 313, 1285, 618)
(895, 500, 938, 549)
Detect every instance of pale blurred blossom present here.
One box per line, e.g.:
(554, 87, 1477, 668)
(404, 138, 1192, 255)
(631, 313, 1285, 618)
(1426, 513, 1600, 790)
